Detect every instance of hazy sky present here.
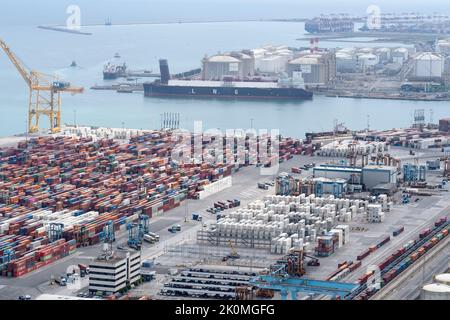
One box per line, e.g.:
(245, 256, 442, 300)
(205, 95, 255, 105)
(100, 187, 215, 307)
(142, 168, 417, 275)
(1, 0, 450, 26)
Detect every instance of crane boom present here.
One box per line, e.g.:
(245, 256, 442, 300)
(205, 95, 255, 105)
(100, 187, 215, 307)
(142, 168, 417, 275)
(0, 38, 32, 86)
(0, 38, 84, 133)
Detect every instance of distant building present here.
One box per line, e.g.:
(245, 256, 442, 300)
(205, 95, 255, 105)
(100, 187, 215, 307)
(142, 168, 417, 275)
(89, 248, 141, 295)
(362, 165, 397, 190)
(313, 164, 397, 191)
(313, 165, 362, 184)
(439, 118, 450, 132)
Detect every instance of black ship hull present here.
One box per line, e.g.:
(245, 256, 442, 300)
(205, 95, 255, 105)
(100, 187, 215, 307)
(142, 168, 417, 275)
(144, 83, 313, 100)
(103, 72, 119, 80)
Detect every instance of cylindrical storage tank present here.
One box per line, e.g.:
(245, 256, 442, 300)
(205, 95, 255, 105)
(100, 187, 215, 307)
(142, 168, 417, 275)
(435, 274, 450, 286)
(437, 40, 450, 55)
(413, 52, 444, 78)
(232, 51, 255, 77)
(421, 283, 450, 300)
(336, 52, 357, 73)
(358, 53, 379, 69)
(203, 55, 242, 80)
(358, 47, 373, 54)
(337, 47, 356, 55)
(392, 48, 409, 64)
(287, 56, 324, 84)
(375, 48, 391, 63)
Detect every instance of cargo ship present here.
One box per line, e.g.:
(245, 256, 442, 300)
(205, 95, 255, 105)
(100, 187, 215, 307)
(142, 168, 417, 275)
(144, 60, 313, 100)
(305, 16, 354, 33)
(103, 62, 127, 80)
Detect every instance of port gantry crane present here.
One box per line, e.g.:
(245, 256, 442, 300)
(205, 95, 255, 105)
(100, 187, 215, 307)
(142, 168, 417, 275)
(0, 38, 84, 133)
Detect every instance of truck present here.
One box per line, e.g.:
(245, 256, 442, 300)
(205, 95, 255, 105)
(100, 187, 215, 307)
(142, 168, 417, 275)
(168, 225, 181, 233)
(192, 213, 203, 221)
(148, 232, 160, 241)
(78, 264, 89, 277)
(257, 182, 269, 190)
(55, 276, 67, 286)
(291, 167, 302, 174)
(144, 234, 156, 243)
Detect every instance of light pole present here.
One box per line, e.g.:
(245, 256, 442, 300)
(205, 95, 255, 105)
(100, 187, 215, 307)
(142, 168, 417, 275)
(250, 118, 254, 130)
(73, 109, 77, 127)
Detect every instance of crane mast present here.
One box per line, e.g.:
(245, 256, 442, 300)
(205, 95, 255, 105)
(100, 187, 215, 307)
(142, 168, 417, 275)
(0, 38, 84, 133)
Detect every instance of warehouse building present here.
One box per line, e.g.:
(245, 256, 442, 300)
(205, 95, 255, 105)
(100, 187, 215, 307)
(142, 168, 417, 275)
(312, 177, 348, 195)
(313, 165, 397, 191)
(362, 165, 398, 190)
(89, 248, 141, 295)
(313, 165, 362, 184)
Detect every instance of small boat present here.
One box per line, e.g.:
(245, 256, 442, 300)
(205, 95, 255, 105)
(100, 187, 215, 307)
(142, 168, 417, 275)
(70, 61, 77, 67)
(114, 53, 121, 58)
(117, 84, 133, 93)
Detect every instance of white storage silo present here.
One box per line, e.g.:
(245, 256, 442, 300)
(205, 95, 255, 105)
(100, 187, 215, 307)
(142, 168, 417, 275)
(413, 52, 444, 78)
(437, 39, 450, 55)
(336, 52, 357, 73)
(435, 274, 450, 286)
(375, 48, 391, 63)
(287, 55, 325, 84)
(421, 283, 450, 300)
(202, 55, 242, 80)
(358, 53, 379, 70)
(358, 47, 373, 54)
(239, 53, 255, 77)
(392, 48, 409, 64)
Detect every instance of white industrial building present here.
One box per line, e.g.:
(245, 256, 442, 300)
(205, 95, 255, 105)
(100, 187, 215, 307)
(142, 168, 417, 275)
(413, 52, 445, 79)
(89, 248, 141, 295)
(362, 165, 397, 190)
(313, 164, 397, 190)
(313, 165, 362, 184)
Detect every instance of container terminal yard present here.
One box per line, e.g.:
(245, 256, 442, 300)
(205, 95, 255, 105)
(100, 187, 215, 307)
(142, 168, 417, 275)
(0, 122, 448, 301)
(1, 2, 450, 305)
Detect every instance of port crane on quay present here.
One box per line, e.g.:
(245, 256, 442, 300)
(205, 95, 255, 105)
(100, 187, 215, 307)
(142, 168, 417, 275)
(0, 38, 84, 133)
(249, 249, 358, 300)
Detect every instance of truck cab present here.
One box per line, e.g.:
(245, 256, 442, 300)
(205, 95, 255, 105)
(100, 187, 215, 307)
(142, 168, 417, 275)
(144, 234, 156, 243)
(148, 232, 160, 241)
(55, 277, 67, 286)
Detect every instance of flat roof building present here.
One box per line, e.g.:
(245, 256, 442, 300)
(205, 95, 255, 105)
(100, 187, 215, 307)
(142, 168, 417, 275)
(89, 248, 141, 296)
(362, 165, 397, 190)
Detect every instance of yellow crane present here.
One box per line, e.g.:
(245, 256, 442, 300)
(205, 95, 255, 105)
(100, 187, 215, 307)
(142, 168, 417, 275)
(0, 38, 84, 133)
